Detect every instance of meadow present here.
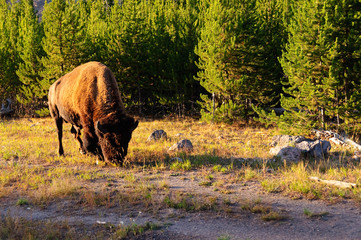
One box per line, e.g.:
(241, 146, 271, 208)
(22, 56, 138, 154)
(1, 117, 361, 239)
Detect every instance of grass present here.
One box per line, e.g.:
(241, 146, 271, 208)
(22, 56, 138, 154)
(0, 215, 83, 240)
(303, 208, 329, 218)
(115, 221, 161, 239)
(240, 198, 288, 221)
(0, 214, 161, 240)
(1, 117, 361, 235)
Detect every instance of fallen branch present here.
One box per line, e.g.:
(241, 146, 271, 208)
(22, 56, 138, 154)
(309, 176, 357, 189)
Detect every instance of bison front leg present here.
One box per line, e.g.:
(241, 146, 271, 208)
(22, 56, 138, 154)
(82, 129, 103, 159)
(55, 118, 64, 156)
(70, 125, 86, 154)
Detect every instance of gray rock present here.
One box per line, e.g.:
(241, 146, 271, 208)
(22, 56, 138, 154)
(352, 151, 361, 161)
(271, 135, 307, 147)
(171, 157, 184, 162)
(295, 141, 314, 152)
(270, 146, 301, 162)
(312, 140, 331, 158)
(270, 135, 331, 160)
(147, 130, 167, 141)
(169, 139, 193, 152)
(296, 140, 331, 159)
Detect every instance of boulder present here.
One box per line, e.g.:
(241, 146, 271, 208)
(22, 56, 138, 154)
(147, 130, 167, 141)
(0, 98, 13, 117)
(296, 140, 331, 158)
(169, 139, 193, 152)
(270, 146, 301, 162)
(271, 135, 308, 147)
(270, 135, 331, 161)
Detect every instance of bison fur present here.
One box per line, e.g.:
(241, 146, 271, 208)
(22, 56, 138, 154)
(48, 61, 138, 165)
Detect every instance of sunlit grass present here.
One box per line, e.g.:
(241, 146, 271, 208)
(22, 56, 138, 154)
(1, 117, 361, 205)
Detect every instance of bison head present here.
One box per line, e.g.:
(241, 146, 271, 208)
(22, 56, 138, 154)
(95, 115, 138, 165)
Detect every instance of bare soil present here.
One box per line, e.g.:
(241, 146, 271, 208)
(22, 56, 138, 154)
(1, 167, 361, 240)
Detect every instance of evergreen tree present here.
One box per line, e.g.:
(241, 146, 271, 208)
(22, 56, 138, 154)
(0, 0, 21, 100)
(41, 0, 67, 82)
(40, 0, 87, 109)
(106, 0, 201, 116)
(327, 0, 361, 131)
(226, 0, 287, 121)
(195, 0, 240, 122)
(0, 0, 9, 98)
(85, 0, 108, 62)
(106, 0, 151, 114)
(244, 0, 287, 108)
(257, 0, 340, 134)
(162, 0, 201, 115)
(16, 0, 45, 115)
(195, 0, 286, 123)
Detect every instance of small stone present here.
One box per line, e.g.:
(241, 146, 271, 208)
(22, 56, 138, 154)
(171, 157, 183, 162)
(147, 130, 167, 141)
(352, 151, 361, 161)
(169, 139, 193, 152)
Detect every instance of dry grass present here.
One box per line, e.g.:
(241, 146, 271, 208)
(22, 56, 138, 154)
(1, 117, 361, 211)
(3, 117, 361, 238)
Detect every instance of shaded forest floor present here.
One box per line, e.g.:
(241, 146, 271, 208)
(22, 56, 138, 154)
(1, 118, 361, 239)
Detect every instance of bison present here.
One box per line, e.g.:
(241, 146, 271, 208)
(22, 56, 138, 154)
(48, 61, 138, 165)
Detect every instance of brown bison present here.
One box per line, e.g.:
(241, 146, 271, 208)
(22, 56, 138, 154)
(48, 61, 138, 165)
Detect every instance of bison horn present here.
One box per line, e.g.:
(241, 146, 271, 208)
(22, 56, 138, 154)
(132, 120, 139, 131)
(96, 121, 108, 135)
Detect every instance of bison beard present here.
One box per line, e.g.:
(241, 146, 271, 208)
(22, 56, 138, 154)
(48, 62, 138, 165)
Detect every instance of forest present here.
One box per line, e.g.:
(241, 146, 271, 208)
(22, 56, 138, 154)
(0, 0, 361, 134)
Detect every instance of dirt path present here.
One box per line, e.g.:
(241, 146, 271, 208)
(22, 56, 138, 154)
(1, 169, 361, 239)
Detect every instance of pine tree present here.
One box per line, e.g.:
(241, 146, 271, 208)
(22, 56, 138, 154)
(160, 0, 201, 116)
(16, 0, 45, 115)
(85, 0, 108, 62)
(40, 0, 67, 83)
(327, 0, 361, 131)
(41, 0, 87, 101)
(0, 0, 9, 98)
(257, 0, 338, 134)
(246, 0, 287, 108)
(0, 0, 21, 100)
(62, 0, 87, 68)
(195, 0, 240, 122)
(195, 0, 286, 123)
(106, 0, 201, 116)
(106, 0, 151, 113)
(225, 0, 287, 121)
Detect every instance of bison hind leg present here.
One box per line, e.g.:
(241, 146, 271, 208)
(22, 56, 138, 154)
(54, 117, 64, 156)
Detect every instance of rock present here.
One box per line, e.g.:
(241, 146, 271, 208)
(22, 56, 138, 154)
(270, 135, 331, 161)
(169, 139, 193, 152)
(296, 140, 331, 158)
(0, 98, 13, 117)
(352, 151, 361, 161)
(147, 130, 167, 141)
(171, 157, 183, 162)
(271, 135, 307, 147)
(329, 137, 346, 146)
(270, 146, 301, 162)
